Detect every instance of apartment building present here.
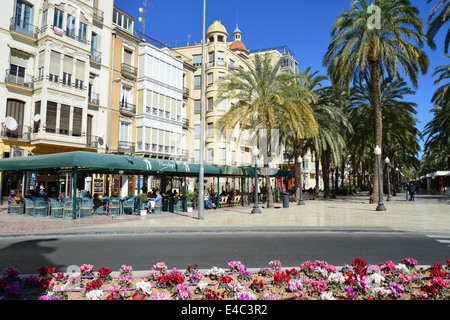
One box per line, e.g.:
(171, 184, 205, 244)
(0, 0, 114, 196)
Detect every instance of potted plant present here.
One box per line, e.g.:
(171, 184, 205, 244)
(137, 193, 148, 216)
(185, 190, 197, 213)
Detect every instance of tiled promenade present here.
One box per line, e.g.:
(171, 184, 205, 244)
(0, 191, 448, 236)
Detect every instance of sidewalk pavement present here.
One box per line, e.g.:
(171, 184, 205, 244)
(1, 191, 447, 237)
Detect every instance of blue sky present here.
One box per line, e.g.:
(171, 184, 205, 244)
(114, 0, 448, 159)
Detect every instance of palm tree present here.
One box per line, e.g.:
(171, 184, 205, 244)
(323, 0, 429, 203)
(349, 75, 422, 195)
(215, 53, 317, 208)
(426, 0, 450, 53)
(306, 87, 353, 199)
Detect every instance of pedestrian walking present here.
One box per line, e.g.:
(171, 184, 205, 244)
(408, 183, 416, 201)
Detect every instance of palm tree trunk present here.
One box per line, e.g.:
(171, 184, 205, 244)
(322, 152, 331, 198)
(370, 61, 383, 204)
(293, 139, 302, 203)
(314, 157, 320, 199)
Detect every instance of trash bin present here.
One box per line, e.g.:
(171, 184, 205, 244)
(282, 193, 289, 208)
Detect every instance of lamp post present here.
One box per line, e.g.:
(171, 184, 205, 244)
(374, 145, 386, 211)
(385, 157, 392, 201)
(297, 156, 305, 205)
(251, 147, 261, 214)
(108, 78, 122, 154)
(198, 0, 206, 220)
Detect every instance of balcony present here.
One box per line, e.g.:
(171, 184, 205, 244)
(0, 125, 31, 141)
(5, 70, 34, 90)
(9, 17, 37, 40)
(93, 7, 104, 23)
(119, 101, 136, 115)
(118, 141, 135, 153)
(121, 63, 137, 79)
(86, 135, 99, 149)
(88, 92, 100, 106)
(90, 49, 102, 64)
(183, 87, 189, 99)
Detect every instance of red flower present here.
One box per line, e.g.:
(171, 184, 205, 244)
(37, 266, 55, 278)
(86, 280, 103, 291)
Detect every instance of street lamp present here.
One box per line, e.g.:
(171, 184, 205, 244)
(297, 155, 305, 205)
(385, 157, 392, 201)
(251, 147, 261, 214)
(108, 78, 122, 154)
(374, 145, 386, 211)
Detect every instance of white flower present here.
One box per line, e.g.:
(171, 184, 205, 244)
(136, 281, 152, 296)
(370, 286, 391, 296)
(197, 281, 208, 290)
(395, 263, 409, 274)
(227, 281, 244, 293)
(206, 266, 225, 278)
(85, 289, 103, 300)
(368, 273, 385, 286)
(234, 290, 256, 300)
(320, 291, 335, 300)
(328, 272, 345, 284)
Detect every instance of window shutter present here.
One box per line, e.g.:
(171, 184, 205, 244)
(76, 60, 85, 80)
(46, 101, 57, 132)
(63, 56, 73, 74)
(50, 51, 60, 75)
(10, 51, 28, 68)
(59, 104, 70, 134)
(72, 107, 82, 136)
(124, 49, 132, 65)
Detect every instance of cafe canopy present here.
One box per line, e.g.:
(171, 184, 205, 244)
(0, 151, 255, 176)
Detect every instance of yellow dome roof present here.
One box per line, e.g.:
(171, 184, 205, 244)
(207, 20, 228, 35)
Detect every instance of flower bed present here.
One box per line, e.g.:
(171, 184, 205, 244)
(0, 258, 448, 300)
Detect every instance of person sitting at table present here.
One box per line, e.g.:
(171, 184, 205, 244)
(93, 193, 103, 211)
(204, 190, 216, 210)
(146, 190, 162, 213)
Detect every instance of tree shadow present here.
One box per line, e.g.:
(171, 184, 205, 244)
(0, 238, 64, 274)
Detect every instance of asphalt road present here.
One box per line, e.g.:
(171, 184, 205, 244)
(1, 230, 449, 274)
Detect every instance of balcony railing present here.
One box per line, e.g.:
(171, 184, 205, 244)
(93, 7, 104, 22)
(118, 141, 135, 152)
(90, 49, 102, 64)
(121, 63, 137, 78)
(119, 101, 136, 115)
(183, 87, 189, 99)
(0, 125, 31, 140)
(10, 17, 37, 39)
(5, 70, 34, 89)
(86, 135, 99, 148)
(88, 92, 100, 106)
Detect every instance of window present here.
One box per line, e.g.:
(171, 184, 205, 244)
(120, 122, 131, 142)
(219, 148, 226, 163)
(207, 73, 213, 86)
(194, 124, 200, 139)
(218, 99, 226, 111)
(121, 86, 132, 106)
(229, 59, 235, 70)
(53, 9, 63, 30)
(75, 60, 85, 89)
(194, 100, 201, 114)
(62, 72, 72, 86)
(194, 75, 201, 89)
(113, 9, 133, 32)
(33, 101, 41, 133)
(207, 122, 213, 137)
(194, 149, 200, 162)
(49, 51, 60, 82)
(218, 72, 225, 83)
(207, 97, 213, 111)
(208, 52, 214, 66)
(207, 148, 214, 162)
(123, 49, 133, 66)
(192, 55, 202, 67)
(14, 0, 33, 35)
(78, 22, 87, 43)
(41, 10, 47, 29)
(217, 51, 224, 66)
(66, 14, 76, 38)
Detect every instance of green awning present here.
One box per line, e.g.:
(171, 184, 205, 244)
(0, 151, 253, 177)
